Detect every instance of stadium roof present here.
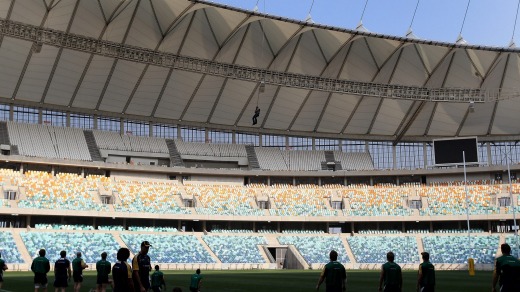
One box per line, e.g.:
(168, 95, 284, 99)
(1, 0, 520, 142)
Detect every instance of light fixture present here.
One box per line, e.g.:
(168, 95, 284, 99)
(469, 101, 475, 113)
(32, 42, 42, 53)
(259, 80, 265, 93)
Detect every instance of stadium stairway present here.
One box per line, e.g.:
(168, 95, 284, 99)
(498, 234, 506, 255)
(171, 191, 185, 208)
(416, 236, 425, 256)
(286, 245, 310, 269)
(263, 234, 282, 246)
(89, 190, 102, 204)
(340, 236, 357, 264)
(0, 122, 12, 145)
(109, 231, 134, 258)
(10, 228, 32, 264)
(324, 151, 342, 170)
(10, 145, 19, 155)
(256, 244, 271, 263)
(245, 145, 260, 170)
(166, 140, 185, 167)
(194, 233, 222, 264)
(17, 185, 26, 200)
(8, 200, 18, 208)
(83, 131, 103, 162)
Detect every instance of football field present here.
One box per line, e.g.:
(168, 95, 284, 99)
(0, 269, 490, 292)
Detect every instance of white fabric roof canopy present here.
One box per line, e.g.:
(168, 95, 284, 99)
(0, 0, 519, 141)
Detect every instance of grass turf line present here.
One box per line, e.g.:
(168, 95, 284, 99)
(0, 270, 490, 292)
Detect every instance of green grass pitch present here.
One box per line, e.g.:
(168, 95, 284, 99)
(0, 269, 490, 292)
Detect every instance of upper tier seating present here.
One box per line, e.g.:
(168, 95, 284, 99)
(17, 172, 108, 212)
(210, 229, 254, 233)
(254, 148, 325, 171)
(128, 226, 178, 232)
(92, 130, 168, 153)
(34, 224, 94, 230)
(333, 151, 375, 171)
(268, 185, 337, 217)
(202, 235, 267, 263)
(98, 225, 125, 231)
(109, 180, 190, 214)
(358, 230, 403, 234)
(347, 236, 419, 263)
(277, 236, 350, 264)
(190, 185, 265, 216)
(7, 122, 91, 161)
(0, 231, 25, 263)
(339, 185, 413, 216)
(422, 235, 499, 264)
(0, 168, 22, 186)
(174, 140, 247, 157)
(3, 168, 520, 217)
(254, 148, 287, 170)
(282, 230, 325, 234)
(21, 231, 119, 263)
(419, 184, 500, 216)
(120, 233, 215, 263)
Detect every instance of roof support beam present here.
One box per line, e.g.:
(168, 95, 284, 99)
(94, 0, 141, 111)
(40, 0, 81, 104)
(393, 46, 456, 144)
(0, 0, 16, 48)
(487, 54, 511, 135)
(0, 18, 502, 102)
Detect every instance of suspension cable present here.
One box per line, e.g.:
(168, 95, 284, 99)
(512, 0, 520, 43)
(459, 0, 472, 37)
(257, 0, 267, 106)
(408, 0, 421, 31)
(306, 0, 315, 22)
(359, 0, 369, 24)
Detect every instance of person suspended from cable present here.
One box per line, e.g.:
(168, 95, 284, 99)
(252, 106, 261, 125)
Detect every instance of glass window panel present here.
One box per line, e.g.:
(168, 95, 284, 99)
(124, 120, 149, 137)
(42, 110, 66, 127)
(13, 106, 38, 124)
(97, 117, 120, 132)
(235, 132, 259, 146)
(153, 124, 177, 139)
(70, 113, 94, 129)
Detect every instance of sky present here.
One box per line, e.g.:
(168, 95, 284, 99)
(209, 0, 520, 48)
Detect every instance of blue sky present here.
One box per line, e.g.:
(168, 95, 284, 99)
(211, 0, 520, 47)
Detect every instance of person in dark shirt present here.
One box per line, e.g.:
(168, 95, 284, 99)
(96, 252, 111, 292)
(492, 243, 520, 292)
(72, 251, 88, 292)
(151, 265, 166, 292)
(132, 241, 152, 292)
(417, 252, 435, 292)
(189, 269, 203, 292)
(316, 250, 346, 292)
(53, 250, 72, 292)
(31, 249, 50, 292)
(113, 248, 134, 292)
(379, 251, 402, 292)
(0, 252, 8, 289)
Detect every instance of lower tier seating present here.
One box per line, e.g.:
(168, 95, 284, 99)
(120, 233, 215, 263)
(20, 231, 119, 263)
(0, 231, 24, 263)
(422, 235, 499, 264)
(347, 236, 419, 263)
(277, 236, 350, 264)
(202, 235, 267, 263)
